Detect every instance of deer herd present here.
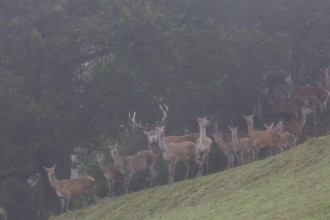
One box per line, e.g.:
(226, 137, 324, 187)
(44, 68, 330, 214)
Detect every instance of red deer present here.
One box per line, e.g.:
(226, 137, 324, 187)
(43, 164, 95, 214)
(95, 151, 122, 197)
(196, 116, 213, 175)
(242, 113, 285, 159)
(255, 99, 298, 125)
(156, 124, 201, 183)
(229, 126, 256, 164)
(285, 74, 329, 123)
(108, 143, 158, 194)
(274, 106, 314, 147)
(212, 130, 235, 169)
(129, 105, 200, 154)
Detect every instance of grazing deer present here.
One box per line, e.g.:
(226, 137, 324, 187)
(196, 116, 213, 175)
(95, 151, 122, 197)
(212, 130, 235, 169)
(43, 164, 95, 214)
(285, 74, 329, 123)
(229, 126, 256, 164)
(108, 143, 158, 194)
(274, 106, 314, 147)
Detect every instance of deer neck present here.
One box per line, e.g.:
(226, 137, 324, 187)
(198, 124, 207, 149)
(245, 121, 255, 140)
(299, 111, 307, 127)
(97, 159, 107, 174)
(157, 131, 167, 153)
(214, 135, 228, 150)
(231, 132, 239, 150)
(48, 173, 60, 192)
(111, 151, 124, 168)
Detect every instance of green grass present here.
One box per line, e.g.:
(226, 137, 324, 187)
(52, 135, 330, 220)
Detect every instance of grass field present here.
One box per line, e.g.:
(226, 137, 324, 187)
(52, 135, 330, 220)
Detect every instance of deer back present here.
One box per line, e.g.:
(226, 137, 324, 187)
(123, 150, 157, 173)
(165, 133, 200, 143)
(166, 141, 198, 161)
(57, 176, 95, 197)
(105, 164, 122, 179)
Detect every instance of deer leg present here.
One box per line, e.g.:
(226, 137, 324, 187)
(184, 161, 190, 179)
(64, 196, 70, 213)
(59, 197, 66, 214)
(106, 178, 113, 197)
(123, 175, 129, 194)
(226, 155, 231, 169)
(205, 154, 209, 174)
(148, 167, 156, 188)
(166, 161, 174, 184)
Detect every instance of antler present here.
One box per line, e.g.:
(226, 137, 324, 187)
(156, 104, 168, 127)
(128, 111, 149, 130)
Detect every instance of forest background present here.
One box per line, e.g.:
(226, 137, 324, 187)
(1, 0, 330, 219)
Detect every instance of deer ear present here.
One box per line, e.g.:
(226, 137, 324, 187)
(43, 166, 48, 171)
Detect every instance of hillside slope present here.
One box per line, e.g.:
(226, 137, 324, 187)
(53, 135, 330, 220)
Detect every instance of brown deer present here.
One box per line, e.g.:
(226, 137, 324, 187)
(128, 111, 161, 155)
(196, 116, 213, 175)
(212, 130, 236, 169)
(264, 121, 295, 149)
(95, 151, 122, 197)
(156, 124, 201, 183)
(129, 104, 200, 152)
(285, 74, 329, 123)
(229, 126, 256, 164)
(43, 164, 95, 214)
(108, 143, 158, 194)
(255, 99, 298, 125)
(274, 106, 314, 147)
(242, 113, 285, 159)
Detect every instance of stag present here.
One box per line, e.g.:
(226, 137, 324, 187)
(43, 164, 95, 214)
(108, 143, 158, 194)
(196, 116, 213, 175)
(95, 151, 122, 197)
(129, 104, 200, 153)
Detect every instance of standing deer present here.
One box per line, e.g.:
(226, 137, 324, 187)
(285, 73, 329, 123)
(43, 164, 95, 214)
(128, 111, 160, 155)
(212, 130, 235, 169)
(242, 113, 285, 159)
(229, 126, 256, 164)
(108, 143, 158, 194)
(129, 104, 200, 153)
(95, 151, 122, 197)
(275, 106, 314, 147)
(156, 125, 201, 183)
(196, 116, 213, 175)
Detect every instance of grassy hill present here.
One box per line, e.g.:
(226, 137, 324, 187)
(52, 135, 330, 220)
